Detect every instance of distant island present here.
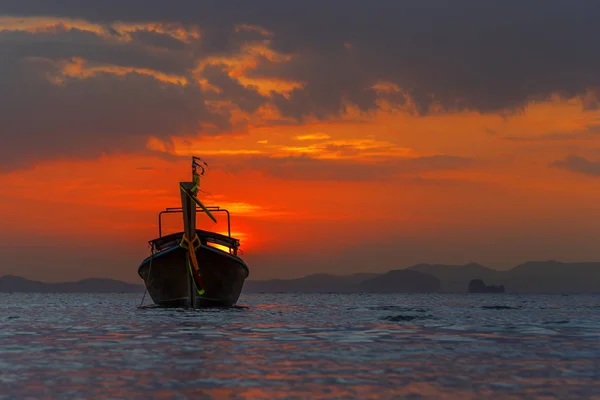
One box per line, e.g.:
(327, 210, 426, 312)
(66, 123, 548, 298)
(468, 279, 505, 293)
(2, 260, 600, 293)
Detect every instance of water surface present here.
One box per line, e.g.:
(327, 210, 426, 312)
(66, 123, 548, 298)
(1, 293, 599, 399)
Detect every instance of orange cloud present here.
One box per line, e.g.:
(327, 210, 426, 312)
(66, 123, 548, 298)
(195, 41, 304, 97)
(236, 77, 304, 98)
(234, 24, 273, 37)
(372, 81, 401, 94)
(295, 133, 331, 141)
(0, 16, 106, 35)
(0, 16, 201, 44)
(46, 57, 189, 86)
(109, 21, 201, 43)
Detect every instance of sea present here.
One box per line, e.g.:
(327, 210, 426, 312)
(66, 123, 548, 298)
(1, 293, 599, 399)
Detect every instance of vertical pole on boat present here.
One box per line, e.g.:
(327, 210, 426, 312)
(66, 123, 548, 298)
(180, 181, 196, 308)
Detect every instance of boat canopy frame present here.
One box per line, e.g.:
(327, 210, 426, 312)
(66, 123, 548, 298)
(158, 206, 231, 238)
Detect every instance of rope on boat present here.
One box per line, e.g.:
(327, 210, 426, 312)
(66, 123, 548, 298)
(137, 245, 155, 309)
(180, 183, 217, 223)
(180, 233, 206, 295)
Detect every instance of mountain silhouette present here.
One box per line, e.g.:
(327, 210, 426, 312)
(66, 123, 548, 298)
(244, 270, 441, 293)
(360, 270, 441, 292)
(502, 261, 600, 292)
(243, 273, 379, 293)
(244, 261, 600, 293)
(2, 260, 599, 293)
(408, 263, 502, 292)
(0, 276, 144, 293)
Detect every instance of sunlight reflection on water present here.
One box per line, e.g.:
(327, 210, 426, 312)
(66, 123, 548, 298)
(0, 293, 599, 399)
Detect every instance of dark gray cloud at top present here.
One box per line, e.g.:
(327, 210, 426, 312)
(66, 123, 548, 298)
(1, 0, 599, 170)
(0, 22, 268, 170)
(3, 0, 599, 112)
(0, 56, 222, 170)
(0, 27, 195, 74)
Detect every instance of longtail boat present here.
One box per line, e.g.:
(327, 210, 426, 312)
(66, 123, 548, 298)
(138, 157, 249, 307)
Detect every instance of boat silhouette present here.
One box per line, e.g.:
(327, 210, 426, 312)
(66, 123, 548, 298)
(138, 157, 249, 307)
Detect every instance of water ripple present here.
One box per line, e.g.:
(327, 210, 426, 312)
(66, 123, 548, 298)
(0, 293, 599, 399)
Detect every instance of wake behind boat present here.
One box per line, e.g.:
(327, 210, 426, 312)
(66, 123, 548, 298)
(137, 157, 249, 308)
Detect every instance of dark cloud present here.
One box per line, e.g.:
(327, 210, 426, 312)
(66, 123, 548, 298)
(128, 30, 189, 51)
(0, 27, 195, 75)
(550, 155, 600, 176)
(200, 64, 265, 114)
(397, 155, 476, 172)
(220, 154, 475, 182)
(502, 122, 600, 141)
(0, 56, 231, 170)
(0, 22, 273, 170)
(2, 0, 599, 116)
(1, 1, 599, 169)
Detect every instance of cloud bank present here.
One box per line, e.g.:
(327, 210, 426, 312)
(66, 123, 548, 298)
(1, 0, 599, 170)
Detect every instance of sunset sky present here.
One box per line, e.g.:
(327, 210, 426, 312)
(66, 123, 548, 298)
(1, 1, 600, 283)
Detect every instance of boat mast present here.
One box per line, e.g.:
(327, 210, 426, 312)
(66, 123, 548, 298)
(178, 156, 217, 307)
(179, 161, 197, 307)
(180, 157, 207, 234)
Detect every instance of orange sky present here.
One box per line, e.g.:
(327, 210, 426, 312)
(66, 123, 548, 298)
(1, 14, 600, 282)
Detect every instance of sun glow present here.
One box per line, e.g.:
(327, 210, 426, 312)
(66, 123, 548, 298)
(3, 13, 600, 283)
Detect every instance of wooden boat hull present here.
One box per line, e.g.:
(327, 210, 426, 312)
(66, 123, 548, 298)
(138, 244, 249, 308)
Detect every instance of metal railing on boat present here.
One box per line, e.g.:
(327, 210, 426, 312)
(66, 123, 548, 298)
(157, 206, 231, 238)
